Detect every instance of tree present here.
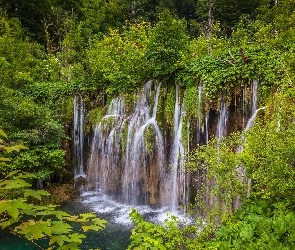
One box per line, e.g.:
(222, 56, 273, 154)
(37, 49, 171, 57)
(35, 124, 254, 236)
(0, 0, 56, 43)
(145, 10, 188, 79)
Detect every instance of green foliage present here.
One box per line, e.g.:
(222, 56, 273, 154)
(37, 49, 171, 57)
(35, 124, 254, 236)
(0, 132, 107, 250)
(21, 81, 79, 103)
(0, 16, 43, 88)
(187, 43, 285, 102)
(241, 89, 295, 204)
(146, 10, 188, 79)
(143, 126, 156, 155)
(87, 106, 106, 129)
(0, 87, 66, 180)
(188, 133, 246, 217)
(206, 200, 295, 249)
(128, 208, 200, 250)
(184, 85, 201, 120)
(0, 90, 65, 147)
(79, 0, 125, 37)
(88, 22, 151, 94)
(162, 86, 176, 127)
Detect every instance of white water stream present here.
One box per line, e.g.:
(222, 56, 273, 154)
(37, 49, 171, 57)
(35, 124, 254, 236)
(86, 81, 187, 211)
(169, 83, 186, 212)
(74, 78, 267, 217)
(74, 94, 86, 178)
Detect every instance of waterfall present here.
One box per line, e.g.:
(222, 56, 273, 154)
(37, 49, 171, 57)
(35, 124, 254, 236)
(245, 107, 267, 131)
(88, 81, 170, 207)
(169, 83, 186, 212)
(235, 79, 266, 205)
(240, 79, 264, 143)
(242, 84, 246, 128)
(87, 97, 125, 193)
(216, 91, 228, 140)
(196, 84, 203, 144)
(252, 79, 258, 115)
(123, 81, 164, 205)
(276, 88, 283, 132)
(205, 112, 209, 146)
(74, 95, 85, 178)
(208, 92, 228, 208)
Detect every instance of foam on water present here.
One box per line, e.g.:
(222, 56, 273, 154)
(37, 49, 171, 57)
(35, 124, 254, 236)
(80, 191, 191, 225)
(74, 174, 87, 179)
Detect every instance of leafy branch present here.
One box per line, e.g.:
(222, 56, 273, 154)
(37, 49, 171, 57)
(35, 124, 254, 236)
(0, 130, 107, 250)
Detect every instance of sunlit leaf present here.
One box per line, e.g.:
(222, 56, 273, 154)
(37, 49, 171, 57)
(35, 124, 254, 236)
(1, 179, 31, 189)
(24, 190, 50, 200)
(0, 129, 7, 138)
(0, 157, 11, 162)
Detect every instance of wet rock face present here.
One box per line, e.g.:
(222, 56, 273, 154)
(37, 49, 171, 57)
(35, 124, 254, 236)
(84, 81, 186, 208)
(74, 176, 87, 191)
(46, 184, 79, 204)
(73, 80, 259, 210)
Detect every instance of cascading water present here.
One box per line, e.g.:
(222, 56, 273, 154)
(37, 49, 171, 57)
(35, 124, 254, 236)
(238, 79, 265, 150)
(235, 79, 266, 206)
(242, 84, 246, 127)
(74, 94, 86, 178)
(276, 87, 283, 132)
(193, 84, 208, 146)
(123, 81, 165, 205)
(251, 79, 258, 115)
(169, 83, 186, 212)
(245, 106, 266, 132)
(216, 91, 228, 140)
(205, 113, 209, 146)
(87, 81, 179, 208)
(87, 97, 125, 194)
(206, 91, 229, 208)
(196, 84, 203, 145)
(70, 79, 274, 247)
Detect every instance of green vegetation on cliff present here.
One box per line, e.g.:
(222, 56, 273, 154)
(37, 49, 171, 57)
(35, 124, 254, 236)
(1, 0, 295, 249)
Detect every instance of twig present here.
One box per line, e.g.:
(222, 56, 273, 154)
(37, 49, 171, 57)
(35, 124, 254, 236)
(228, 50, 237, 62)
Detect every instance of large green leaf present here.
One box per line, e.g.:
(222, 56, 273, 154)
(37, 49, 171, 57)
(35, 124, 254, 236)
(49, 235, 70, 247)
(51, 221, 72, 235)
(0, 179, 31, 189)
(68, 233, 86, 243)
(0, 200, 9, 214)
(16, 219, 52, 240)
(51, 210, 71, 220)
(7, 200, 31, 219)
(24, 189, 50, 200)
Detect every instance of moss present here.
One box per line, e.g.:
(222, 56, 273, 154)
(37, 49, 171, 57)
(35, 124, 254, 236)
(144, 126, 156, 155)
(182, 116, 191, 150)
(184, 85, 199, 120)
(124, 92, 136, 114)
(121, 122, 129, 154)
(163, 85, 176, 127)
(87, 106, 105, 128)
(63, 96, 75, 123)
